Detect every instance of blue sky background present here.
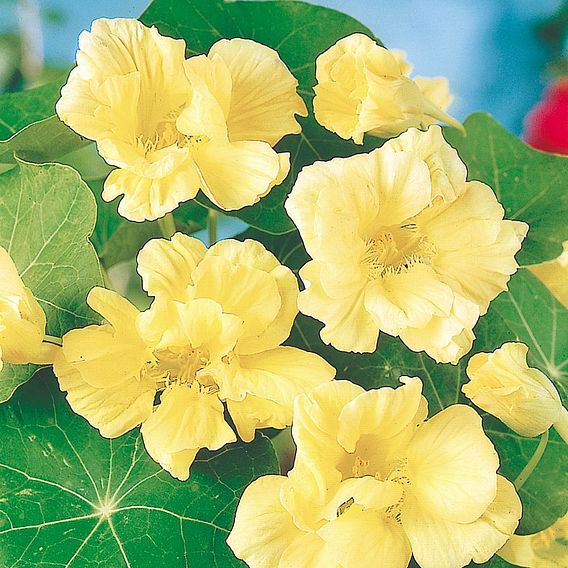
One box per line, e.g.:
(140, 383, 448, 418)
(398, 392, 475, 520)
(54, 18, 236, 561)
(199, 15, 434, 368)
(0, 0, 562, 135)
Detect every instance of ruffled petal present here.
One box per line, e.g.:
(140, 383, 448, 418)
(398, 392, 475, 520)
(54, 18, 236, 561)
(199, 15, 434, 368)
(209, 38, 307, 145)
(298, 261, 378, 353)
(382, 125, 466, 203)
(102, 158, 201, 222)
(141, 383, 236, 480)
(278, 532, 339, 568)
(364, 263, 454, 336)
(192, 138, 282, 210)
(406, 404, 499, 524)
(53, 350, 155, 438)
(137, 233, 206, 301)
(203, 239, 299, 354)
(337, 377, 426, 453)
(222, 346, 335, 412)
(402, 476, 521, 568)
(419, 180, 528, 314)
(191, 254, 281, 348)
(317, 505, 411, 568)
(399, 293, 480, 364)
(227, 394, 291, 442)
(227, 476, 305, 568)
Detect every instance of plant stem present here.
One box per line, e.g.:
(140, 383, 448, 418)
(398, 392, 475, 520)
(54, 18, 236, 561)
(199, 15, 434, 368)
(44, 335, 63, 347)
(208, 209, 218, 246)
(514, 429, 549, 490)
(158, 213, 176, 239)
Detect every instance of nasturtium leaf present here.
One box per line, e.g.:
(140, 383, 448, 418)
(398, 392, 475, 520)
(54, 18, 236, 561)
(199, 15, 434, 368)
(445, 113, 568, 266)
(0, 80, 87, 165)
(141, 0, 385, 234)
(240, 228, 568, 536)
(0, 371, 278, 567)
(0, 159, 103, 402)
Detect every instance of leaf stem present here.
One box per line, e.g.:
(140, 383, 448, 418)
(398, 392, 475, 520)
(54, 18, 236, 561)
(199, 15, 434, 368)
(514, 429, 549, 490)
(44, 335, 63, 347)
(208, 209, 218, 246)
(158, 213, 177, 239)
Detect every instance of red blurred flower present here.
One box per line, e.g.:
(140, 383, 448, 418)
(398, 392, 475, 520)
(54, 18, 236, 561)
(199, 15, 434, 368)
(524, 78, 568, 154)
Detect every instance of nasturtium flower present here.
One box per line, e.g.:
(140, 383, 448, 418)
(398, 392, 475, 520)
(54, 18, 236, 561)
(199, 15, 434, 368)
(313, 33, 462, 143)
(529, 240, 568, 309)
(0, 245, 56, 369)
(53, 235, 334, 480)
(56, 18, 307, 221)
(228, 378, 522, 568)
(463, 342, 568, 442)
(285, 126, 528, 363)
(498, 513, 568, 568)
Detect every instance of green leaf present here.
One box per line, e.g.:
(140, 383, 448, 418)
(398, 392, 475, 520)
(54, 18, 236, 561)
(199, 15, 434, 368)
(241, 228, 568, 535)
(445, 113, 568, 266)
(141, 0, 384, 234)
(0, 371, 278, 567)
(0, 80, 88, 165)
(0, 159, 103, 401)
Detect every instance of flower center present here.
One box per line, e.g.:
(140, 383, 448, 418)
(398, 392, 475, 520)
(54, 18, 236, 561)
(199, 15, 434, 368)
(146, 346, 213, 390)
(362, 223, 435, 279)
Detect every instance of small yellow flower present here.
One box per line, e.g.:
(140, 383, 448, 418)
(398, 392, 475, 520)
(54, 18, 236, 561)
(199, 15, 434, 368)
(0, 246, 56, 369)
(498, 513, 568, 568)
(56, 19, 306, 221)
(228, 378, 522, 568)
(313, 33, 462, 143)
(529, 241, 568, 309)
(285, 126, 528, 363)
(54, 236, 334, 480)
(463, 342, 568, 441)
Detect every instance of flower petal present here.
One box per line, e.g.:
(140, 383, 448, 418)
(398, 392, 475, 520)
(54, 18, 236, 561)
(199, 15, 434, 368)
(141, 383, 236, 480)
(193, 139, 282, 211)
(203, 239, 299, 354)
(317, 505, 411, 568)
(227, 475, 304, 568)
(209, 38, 307, 146)
(406, 404, 499, 523)
(53, 350, 155, 438)
(224, 346, 335, 411)
(402, 475, 521, 568)
(137, 233, 206, 301)
(102, 158, 201, 222)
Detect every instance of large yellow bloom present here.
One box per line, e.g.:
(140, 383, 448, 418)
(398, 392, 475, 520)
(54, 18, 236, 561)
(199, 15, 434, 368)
(498, 513, 568, 568)
(285, 126, 528, 363)
(463, 342, 568, 441)
(56, 18, 307, 221)
(228, 378, 522, 568)
(313, 33, 462, 143)
(0, 246, 56, 369)
(53, 235, 334, 480)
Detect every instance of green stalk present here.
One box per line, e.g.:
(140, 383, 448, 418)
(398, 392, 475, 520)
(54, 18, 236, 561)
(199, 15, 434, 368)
(43, 335, 63, 347)
(208, 209, 218, 246)
(514, 429, 549, 490)
(158, 213, 177, 239)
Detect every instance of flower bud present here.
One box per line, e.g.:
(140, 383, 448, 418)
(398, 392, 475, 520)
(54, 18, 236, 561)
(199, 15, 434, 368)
(463, 342, 568, 441)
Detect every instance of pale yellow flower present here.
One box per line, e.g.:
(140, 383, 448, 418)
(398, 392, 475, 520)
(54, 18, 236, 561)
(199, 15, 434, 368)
(0, 246, 56, 370)
(313, 33, 462, 143)
(463, 342, 568, 441)
(529, 241, 568, 309)
(56, 18, 306, 221)
(285, 126, 528, 363)
(228, 378, 521, 568)
(498, 514, 568, 568)
(54, 236, 334, 480)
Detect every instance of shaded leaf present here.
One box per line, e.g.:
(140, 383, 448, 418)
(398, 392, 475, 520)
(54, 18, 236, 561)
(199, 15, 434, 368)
(0, 159, 102, 401)
(0, 371, 278, 567)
